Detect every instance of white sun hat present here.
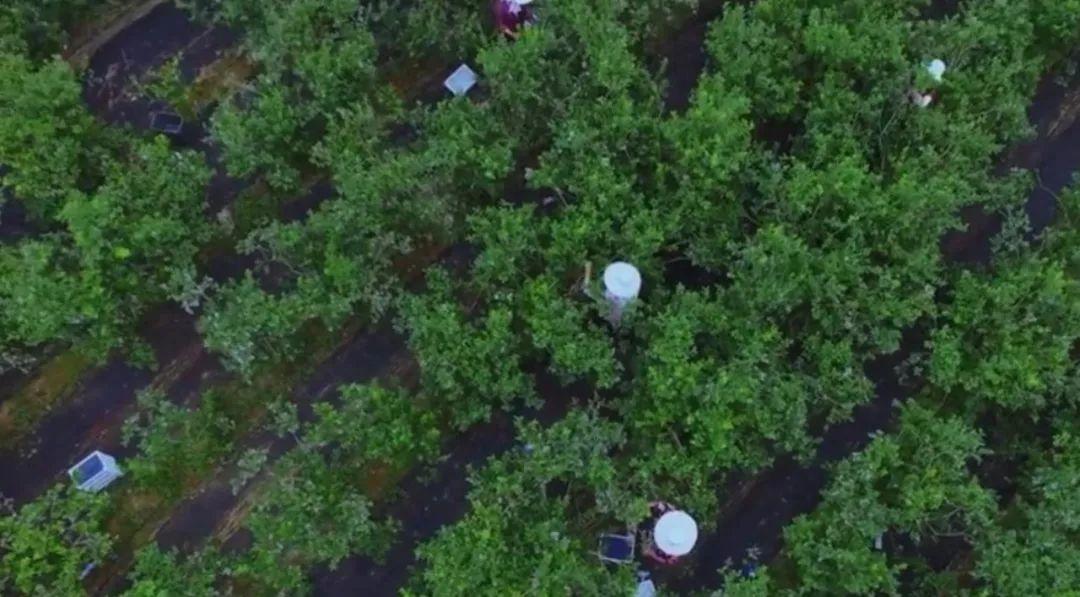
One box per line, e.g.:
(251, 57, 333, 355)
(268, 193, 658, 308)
(654, 510, 698, 556)
(927, 59, 946, 82)
(603, 262, 642, 302)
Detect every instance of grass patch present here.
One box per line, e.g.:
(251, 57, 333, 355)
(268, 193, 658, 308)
(0, 351, 93, 450)
(188, 53, 258, 113)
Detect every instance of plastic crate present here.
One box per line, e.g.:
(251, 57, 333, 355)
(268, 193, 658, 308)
(444, 64, 478, 97)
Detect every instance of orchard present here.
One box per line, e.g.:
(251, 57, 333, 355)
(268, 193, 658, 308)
(1, 0, 1080, 595)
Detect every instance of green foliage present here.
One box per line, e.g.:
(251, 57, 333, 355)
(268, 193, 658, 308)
(482, 409, 631, 514)
(0, 240, 88, 350)
(785, 403, 995, 595)
(318, 98, 505, 249)
(398, 268, 534, 429)
(973, 431, 1080, 595)
(1, 137, 211, 361)
(125, 545, 222, 597)
(0, 54, 100, 218)
(1030, 0, 1080, 58)
(122, 389, 235, 500)
(209, 0, 392, 193)
(411, 410, 637, 596)
(712, 570, 771, 597)
(521, 1, 672, 276)
(466, 205, 543, 290)
(929, 256, 1080, 413)
(0, 30, 219, 362)
(139, 57, 194, 119)
(0, 486, 113, 596)
(8, 0, 1080, 594)
(0, 0, 94, 59)
(626, 289, 817, 516)
(309, 383, 441, 469)
(414, 98, 516, 199)
(522, 275, 619, 388)
(374, 0, 486, 62)
(660, 68, 752, 266)
(236, 448, 395, 593)
(200, 274, 308, 376)
(688, 0, 1059, 379)
(705, 5, 800, 121)
(212, 78, 308, 192)
(231, 447, 269, 495)
(62, 137, 212, 303)
(613, 0, 699, 44)
(251, 0, 378, 112)
(203, 86, 510, 375)
(412, 497, 633, 597)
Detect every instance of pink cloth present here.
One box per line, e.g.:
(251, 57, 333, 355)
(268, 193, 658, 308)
(641, 501, 681, 565)
(492, 0, 533, 34)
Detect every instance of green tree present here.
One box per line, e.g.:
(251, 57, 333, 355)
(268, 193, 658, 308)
(929, 257, 1080, 414)
(377, 0, 486, 62)
(0, 54, 100, 218)
(660, 70, 752, 267)
(1, 137, 212, 362)
(397, 268, 534, 429)
(711, 570, 771, 597)
(975, 431, 1080, 595)
(785, 403, 995, 595)
(411, 410, 637, 596)
(626, 288, 818, 517)
(308, 382, 441, 469)
(125, 545, 222, 597)
(0, 240, 89, 352)
(209, 0, 394, 193)
(58, 137, 212, 359)
(522, 275, 619, 389)
(122, 389, 235, 500)
(211, 78, 308, 192)
(0, 0, 93, 58)
(235, 448, 395, 593)
(466, 204, 543, 292)
(200, 274, 308, 376)
(0, 486, 113, 596)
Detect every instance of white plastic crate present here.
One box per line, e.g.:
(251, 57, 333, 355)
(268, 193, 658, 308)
(69, 451, 123, 492)
(444, 64, 478, 97)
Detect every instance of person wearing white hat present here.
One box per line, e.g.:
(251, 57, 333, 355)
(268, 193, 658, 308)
(493, 0, 537, 38)
(603, 261, 642, 303)
(641, 501, 698, 564)
(602, 261, 642, 326)
(654, 510, 699, 557)
(910, 59, 947, 108)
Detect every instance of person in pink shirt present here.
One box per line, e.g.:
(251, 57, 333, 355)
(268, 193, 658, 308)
(492, 0, 536, 38)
